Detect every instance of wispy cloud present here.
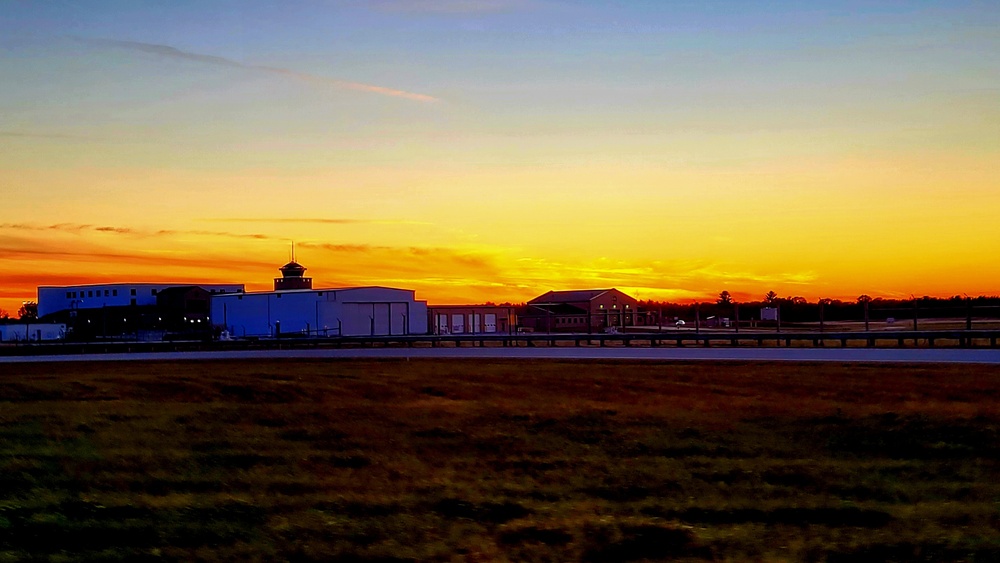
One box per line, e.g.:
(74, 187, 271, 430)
(73, 37, 439, 103)
(154, 229, 271, 240)
(204, 217, 432, 226)
(298, 241, 499, 273)
(373, 0, 530, 13)
(0, 237, 274, 272)
(0, 222, 273, 241)
(0, 131, 89, 139)
(1, 223, 93, 232)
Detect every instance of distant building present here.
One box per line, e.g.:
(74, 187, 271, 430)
(520, 288, 640, 332)
(155, 286, 213, 331)
(427, 305, 517, 335)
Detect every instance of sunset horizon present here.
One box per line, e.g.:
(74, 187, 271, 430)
(3, 1, 998, 316)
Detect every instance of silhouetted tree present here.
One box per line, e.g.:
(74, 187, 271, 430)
(717, 291, 732, 305)
(857, 295, 872, 304)
(18, 301, 37, 321)
(764, 291, 778, 304)
(0, 309, 9, 320)
(790, 296, 807, 305)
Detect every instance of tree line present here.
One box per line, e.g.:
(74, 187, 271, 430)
(639, 293, 1000, 324)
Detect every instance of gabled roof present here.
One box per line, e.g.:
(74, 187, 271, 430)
(528, 289, 612, 304)
(154, 286, 208, 298)
(525, 303, 589, 315)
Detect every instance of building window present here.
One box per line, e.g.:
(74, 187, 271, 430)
(277, 294, 282, 299)
(130, 289, 136, 296)
(113, 290, 118, 296)
(238, 296, 242, 301)
(66, 292, 72, 298)
(104, 290, 109, 296)
(317, 292, 323, 297)
(88, 291, 93, 297)
(130, 298, 136, 306)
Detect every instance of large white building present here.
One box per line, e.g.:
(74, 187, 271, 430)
(37, 283, 245, 318)
(211, 258, 428, 338)
(212, 287, 428, 338)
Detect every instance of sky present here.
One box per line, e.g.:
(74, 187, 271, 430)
(2, 0, 999, 314)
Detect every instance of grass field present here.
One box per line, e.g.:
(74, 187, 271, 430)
(2, 359, 1000, 561)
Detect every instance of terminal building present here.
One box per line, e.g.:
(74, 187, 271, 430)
(211, 259, 428, 338)
(37, 282, 245, 340)
(38, 282, 245, 318)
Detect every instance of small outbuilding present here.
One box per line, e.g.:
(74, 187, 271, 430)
(427, 305, 517, 335)
(0, 322, 66, 342)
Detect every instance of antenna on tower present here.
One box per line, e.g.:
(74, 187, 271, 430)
(291, 241, 295, 262)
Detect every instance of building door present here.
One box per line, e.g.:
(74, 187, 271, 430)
(373, 303, 390, 335)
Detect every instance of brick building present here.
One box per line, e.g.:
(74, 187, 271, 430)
(520, 288, 640, 332)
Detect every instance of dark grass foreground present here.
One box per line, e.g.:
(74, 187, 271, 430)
(2, 359, 1000, 561)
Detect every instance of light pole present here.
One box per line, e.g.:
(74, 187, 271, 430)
(22, 301, 30, 343)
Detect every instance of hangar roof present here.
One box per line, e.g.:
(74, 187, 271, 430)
(528, 289, 612, 304)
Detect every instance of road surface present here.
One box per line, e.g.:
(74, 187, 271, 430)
(4, 347, 1000, 364)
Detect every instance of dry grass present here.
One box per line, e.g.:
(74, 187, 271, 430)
(2, 359, 1000, 561)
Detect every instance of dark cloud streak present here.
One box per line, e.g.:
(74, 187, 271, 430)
(1, 222, 275, 241)
(0, 131, 90, 139)
(72, 37, 439, 102)
(205, 217, 431, 226)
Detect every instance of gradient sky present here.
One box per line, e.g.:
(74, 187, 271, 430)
(2, 0, 999, 314)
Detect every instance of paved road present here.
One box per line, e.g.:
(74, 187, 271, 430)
(4, 347, 1000, 364)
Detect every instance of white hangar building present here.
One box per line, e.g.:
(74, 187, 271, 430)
(211, 260, 428, 338)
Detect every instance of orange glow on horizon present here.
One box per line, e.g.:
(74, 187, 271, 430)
(3, 215, 998, 317)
